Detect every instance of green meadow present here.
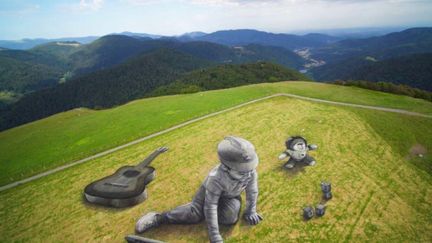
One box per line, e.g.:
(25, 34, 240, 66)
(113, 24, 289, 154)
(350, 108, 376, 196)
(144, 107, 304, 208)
(1, 81, 432, 186)
(0, 95, 431, 242)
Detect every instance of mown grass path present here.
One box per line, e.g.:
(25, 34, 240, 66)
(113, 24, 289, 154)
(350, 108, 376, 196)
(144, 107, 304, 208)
(1, 93, 431, 192)
(1, 97, 430, 242)
(1, 82, 432, 187)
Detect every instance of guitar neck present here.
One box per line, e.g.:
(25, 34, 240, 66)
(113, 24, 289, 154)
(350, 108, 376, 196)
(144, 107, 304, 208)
(136, 150, 163, 170)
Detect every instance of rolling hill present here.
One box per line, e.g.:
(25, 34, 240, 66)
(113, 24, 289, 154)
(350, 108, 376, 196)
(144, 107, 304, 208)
(0, 48, 213, 131)
(67, 35, 165, 75)
(0, 49, 308, 131)
(195, 29, 342, 50)
(152, 62, 310, 96)
(0, 82, 431, 242)
(1, 81, 431, 187)
(0, 35, 306, 103)
(0, 36, 98, 50)
(312, 53, 432, 91)
(30, 41, 82, 63)
(311, 27, 432, 64)
(0, 55, 64, 94)
(0, 43, 78, 98)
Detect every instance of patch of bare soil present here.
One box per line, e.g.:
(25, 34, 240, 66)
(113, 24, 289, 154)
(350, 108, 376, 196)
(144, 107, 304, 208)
(409, 144, 427, 158)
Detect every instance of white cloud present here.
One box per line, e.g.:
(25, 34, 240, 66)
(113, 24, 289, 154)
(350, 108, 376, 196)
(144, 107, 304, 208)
(79, 0, 104, 11)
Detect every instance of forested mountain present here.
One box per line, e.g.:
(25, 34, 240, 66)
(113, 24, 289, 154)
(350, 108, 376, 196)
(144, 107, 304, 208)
(0, 48, 69, 96)
(67, 35, 171, 75)
(195, 29, 342, 50)
(0, 36, 306, 103)
(30, 41, 82, 62)
(312, 53, 432, 91)
(0, 47, 309, 131)
(175, 42, 305, 69)
(0, 36, 98, 50)
(0, 56, 63, 93)
(311, 27, 432, 64)
(152, 62, 310, 96)
(0, 48, 212, 131)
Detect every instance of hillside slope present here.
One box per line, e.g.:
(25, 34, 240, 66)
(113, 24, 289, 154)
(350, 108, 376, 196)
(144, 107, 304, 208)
(0, 96, 431, 242)
(0, 48, 212, 131)
(0, 58, 308, 131)
(1, 82, 431, 186)
(312, 27, 432, 64)
(312, 53, 432, 91)
(0, 36, 306, 105)
(152, 62, 310, 96)
(196, 29, 342, 50)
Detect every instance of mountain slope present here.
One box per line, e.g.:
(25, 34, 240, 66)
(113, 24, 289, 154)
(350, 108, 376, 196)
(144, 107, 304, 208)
(0, 36, 306, 101)
(0, 48, 212, 131)
(176, 42, 305, 69)
(0, 56, 63, 93)
(0, 47, 69, 96)
(152, 62, 310, 96)
(312, 27, 432, 64)
(67, 35, 164, 75)
(312, 53, 432, 91)
(0, 53, 307, 131)
(0, 36, 98, 50)
(196, 29, 342, 50)
(30, 41, 82, 62)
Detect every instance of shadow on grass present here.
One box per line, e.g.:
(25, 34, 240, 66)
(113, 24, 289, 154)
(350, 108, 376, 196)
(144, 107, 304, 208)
(81, 195, 133, 212)
(275, 161, 314, 178)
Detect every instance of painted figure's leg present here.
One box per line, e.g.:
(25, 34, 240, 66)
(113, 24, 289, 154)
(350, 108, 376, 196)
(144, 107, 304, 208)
(284, 158, 296, 169)
(304, 155, 316, 166)
(164, 185, 206, 224)
(164, 202, 204, 224)
(218, 196, 241, 225)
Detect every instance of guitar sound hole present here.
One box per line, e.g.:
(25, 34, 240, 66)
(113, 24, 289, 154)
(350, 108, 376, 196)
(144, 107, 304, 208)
(123, 170, 140, 177)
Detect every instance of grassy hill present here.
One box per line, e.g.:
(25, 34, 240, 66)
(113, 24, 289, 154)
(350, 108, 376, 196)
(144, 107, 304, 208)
(151, 62, 310, 96)
(0, 59, 308, 131)
(0, 89, 431, 242)
(1, 82, 431, 187)
(0, 48, 213, 131)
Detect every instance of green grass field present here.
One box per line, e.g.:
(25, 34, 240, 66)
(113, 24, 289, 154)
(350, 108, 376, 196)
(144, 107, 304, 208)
(0, 96, 431, 242)
(1, 81, 432, 186)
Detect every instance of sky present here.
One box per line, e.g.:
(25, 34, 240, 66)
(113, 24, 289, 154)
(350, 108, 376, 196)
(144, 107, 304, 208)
(1, 0, 432, 40)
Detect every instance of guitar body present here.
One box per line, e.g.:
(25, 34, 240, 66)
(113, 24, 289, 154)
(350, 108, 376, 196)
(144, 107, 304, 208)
(84, 147, 168, 208)
(84, 166, 155, 207)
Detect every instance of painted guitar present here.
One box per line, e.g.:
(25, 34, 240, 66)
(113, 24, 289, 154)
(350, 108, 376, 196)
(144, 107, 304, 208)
(84, 147, 168, 208)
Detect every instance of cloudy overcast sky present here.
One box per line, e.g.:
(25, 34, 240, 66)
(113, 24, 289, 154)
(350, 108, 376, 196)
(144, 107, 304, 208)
(1, 0, 432, 39)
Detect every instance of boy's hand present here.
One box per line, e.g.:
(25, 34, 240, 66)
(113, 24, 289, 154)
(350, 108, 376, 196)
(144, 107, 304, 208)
(308, 144, 318, 150)
(210, 234, 223, 243)
(244, 212, 263, 225)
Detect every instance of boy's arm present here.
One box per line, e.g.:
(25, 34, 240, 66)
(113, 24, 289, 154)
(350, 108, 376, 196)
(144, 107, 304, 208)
(244, 171, 263, 225)
(204, 179, 223, 243)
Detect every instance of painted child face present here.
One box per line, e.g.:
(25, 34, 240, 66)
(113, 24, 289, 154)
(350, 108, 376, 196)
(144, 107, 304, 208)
(227, 168, 253, 181)
(293, 141, 306, 151)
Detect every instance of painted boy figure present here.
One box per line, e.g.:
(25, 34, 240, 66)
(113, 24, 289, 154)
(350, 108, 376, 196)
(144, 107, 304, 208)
(135, 136, 263, 243)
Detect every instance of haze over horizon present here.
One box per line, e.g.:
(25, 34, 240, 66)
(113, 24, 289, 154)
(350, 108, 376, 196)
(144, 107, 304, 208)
(1, 0, 432, 40)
